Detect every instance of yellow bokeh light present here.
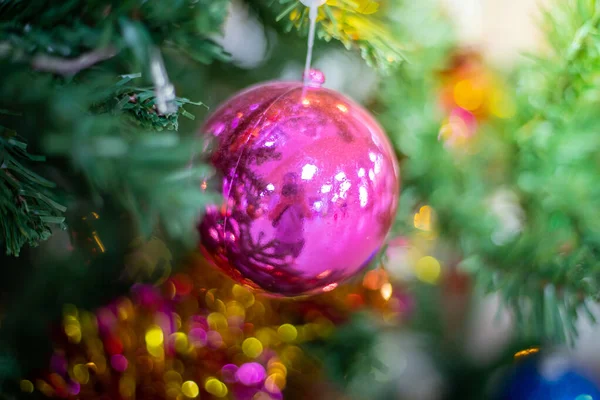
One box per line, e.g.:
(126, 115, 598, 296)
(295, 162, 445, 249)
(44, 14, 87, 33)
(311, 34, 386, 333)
(268, 360, 288, 377)
(255, 328, 276, 347)
(242, 337, 264, 358)
(147, 344, 164, 358)
(171, 332, 189, 354)
(415, 256, 441, 284)
(208, 312, 228, 330)
(182, 380, 200, 398)
(265, 373, 286, 392)
(454, 79, 484, 111)
(514, 347, 540, 359)
(226, 301, 246, 319)
(215, 299, 226, 314)
(80, 311, 98, 334)
(145, 325, 164, 347)
(277, 324, 298, 342)
(380, 283, 393, 300)
(414, 205, 433, 231)
(64, 321, 82, 344)
(232, 284, 255, 308)
(72, 364, 90, 384)
(20, 380, 34, 393)
(205, 378, 228, 398)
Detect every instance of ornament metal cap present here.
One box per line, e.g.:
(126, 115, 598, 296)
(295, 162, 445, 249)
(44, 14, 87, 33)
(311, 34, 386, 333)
(303, 68, 325, 88)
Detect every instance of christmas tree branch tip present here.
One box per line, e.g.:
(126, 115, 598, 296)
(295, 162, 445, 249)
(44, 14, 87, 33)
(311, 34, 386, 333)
(0, 130, 66, 256)
(267, 0, 406, 71)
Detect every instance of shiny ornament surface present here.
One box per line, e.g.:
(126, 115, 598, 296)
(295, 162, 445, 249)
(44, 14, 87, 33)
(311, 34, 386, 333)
(496, 353, 600, 400)
(199, 72, 399, 296)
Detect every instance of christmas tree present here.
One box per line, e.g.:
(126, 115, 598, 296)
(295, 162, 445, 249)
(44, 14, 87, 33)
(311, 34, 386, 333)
(2, 0, 600, 399)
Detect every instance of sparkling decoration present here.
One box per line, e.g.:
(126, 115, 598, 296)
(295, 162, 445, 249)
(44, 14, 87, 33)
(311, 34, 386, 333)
(24, 255, 408, 399)
(199, 70, 400, 296)
(68, 212, 107, 259)
(495, 352, 600, 400)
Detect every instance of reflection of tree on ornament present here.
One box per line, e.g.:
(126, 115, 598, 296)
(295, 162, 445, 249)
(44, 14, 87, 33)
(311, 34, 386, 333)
(270, 172, 313, 261)
(199, 93, 316, 294)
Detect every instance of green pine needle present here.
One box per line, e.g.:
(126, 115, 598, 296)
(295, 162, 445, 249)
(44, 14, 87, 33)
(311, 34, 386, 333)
(0, 131, 66, 256)
(40, 74, 220, 247)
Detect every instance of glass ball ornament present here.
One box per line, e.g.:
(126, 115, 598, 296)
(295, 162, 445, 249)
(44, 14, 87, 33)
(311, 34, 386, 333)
(495, 352, 600, 400)
(198, 70, 400, 296)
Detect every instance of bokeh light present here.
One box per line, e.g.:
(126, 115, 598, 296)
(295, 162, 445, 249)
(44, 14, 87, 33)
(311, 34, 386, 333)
(21, 254, 406, 399)
(415, 256, 441, 284)
(182, 380, 199, 398)
(242, 337, 264, 358)
(205, 377, 228, 397)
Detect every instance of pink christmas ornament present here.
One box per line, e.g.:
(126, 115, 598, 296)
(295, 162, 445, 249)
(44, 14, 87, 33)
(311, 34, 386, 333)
(198, 71, 400, 296)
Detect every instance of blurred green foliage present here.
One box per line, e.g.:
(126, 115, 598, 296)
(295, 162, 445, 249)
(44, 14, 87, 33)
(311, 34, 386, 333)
(380, 0, 600, 343)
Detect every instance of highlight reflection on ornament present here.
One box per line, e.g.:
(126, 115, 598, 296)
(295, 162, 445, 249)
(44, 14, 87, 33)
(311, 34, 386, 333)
(199, 70, 400, 296)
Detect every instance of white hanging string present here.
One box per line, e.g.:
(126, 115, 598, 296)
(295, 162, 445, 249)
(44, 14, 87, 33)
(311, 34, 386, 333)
(299, 0, 325, 85)
(150, 48, 177, 115)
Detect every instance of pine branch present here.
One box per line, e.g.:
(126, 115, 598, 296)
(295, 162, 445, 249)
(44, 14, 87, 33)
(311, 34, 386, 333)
(0, 126, 66, 256)
(0, 0, 230, 73)
(93, 73, 206, 131)
(257, 0, 405, 72)
(39, 74, 219, 245)
(31, 46, 118, 76)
